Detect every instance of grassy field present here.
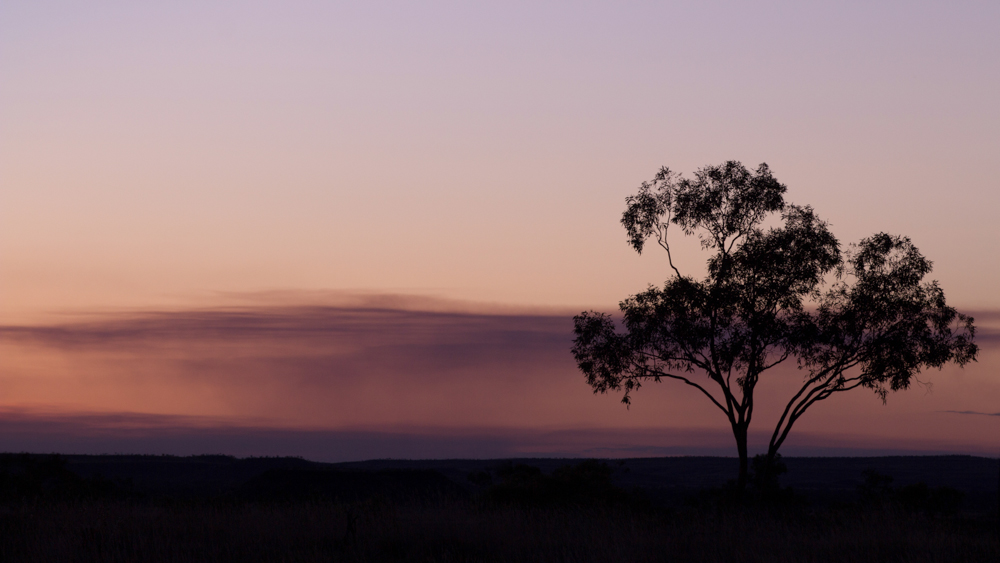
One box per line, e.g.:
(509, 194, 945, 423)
(0, 497, 997, 562)
(0, 454, 996, 562)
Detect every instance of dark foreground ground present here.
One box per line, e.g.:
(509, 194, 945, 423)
(0, 453, 996, 562)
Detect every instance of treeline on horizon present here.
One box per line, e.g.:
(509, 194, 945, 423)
(0, 452, 996, 562)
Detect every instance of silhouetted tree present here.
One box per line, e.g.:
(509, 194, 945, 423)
(573, 161, 977, 492)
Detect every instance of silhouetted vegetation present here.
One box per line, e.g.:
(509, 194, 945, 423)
(573, 161, 978, 491)
(0, 492, 996, 562)
(0, 454, 119, 502)
(858, 468, 965, 515)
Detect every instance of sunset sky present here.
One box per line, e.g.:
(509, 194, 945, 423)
(2, 1, 998, 460)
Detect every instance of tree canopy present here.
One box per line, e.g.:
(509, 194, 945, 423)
(572, 161, 977, 492)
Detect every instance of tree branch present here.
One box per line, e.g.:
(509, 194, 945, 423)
(768, 359, 863, 454)
(762, 350, 791, 371)
(628, 365, 730, 416)
(656, 223, 683, 279)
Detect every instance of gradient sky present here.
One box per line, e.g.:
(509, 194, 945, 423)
(1, 1, 998, 459)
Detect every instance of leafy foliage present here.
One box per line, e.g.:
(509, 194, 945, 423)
(574, 161, 978, 489)
(0, 454, 117, 502)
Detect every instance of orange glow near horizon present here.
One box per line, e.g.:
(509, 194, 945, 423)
(0, 297, 997, 459)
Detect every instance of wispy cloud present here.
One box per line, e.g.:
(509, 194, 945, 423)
(0, 302, 577, 388)
(942, 410, 1000, 417)
(0, 296, 597, 429)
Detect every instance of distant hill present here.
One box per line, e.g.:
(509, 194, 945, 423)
(0, 453, 994, 509)
(335, 455, 1000, 509)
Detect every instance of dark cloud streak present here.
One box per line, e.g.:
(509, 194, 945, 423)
(0, 300, 590, 427)
(0, 304, 577, 382)
(0, 409, 979, 461)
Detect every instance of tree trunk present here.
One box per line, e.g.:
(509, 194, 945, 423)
(766, 444, 780, 468)
(734, 424, 749, 494)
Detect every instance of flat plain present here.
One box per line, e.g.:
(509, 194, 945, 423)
(0, 453, 996, 562)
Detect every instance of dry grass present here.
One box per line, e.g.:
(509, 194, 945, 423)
(0, 497, 996, 563)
